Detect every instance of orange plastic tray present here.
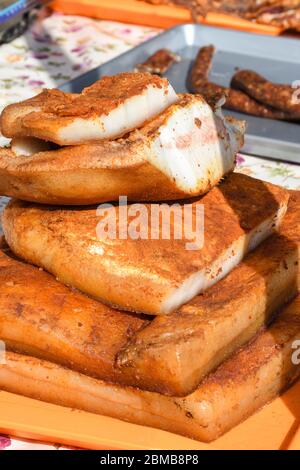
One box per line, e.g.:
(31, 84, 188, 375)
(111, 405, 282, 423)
(51, 0, 284, 35)
(0, 379, 299, 450)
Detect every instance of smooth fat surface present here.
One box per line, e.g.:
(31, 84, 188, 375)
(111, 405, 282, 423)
(162, 200, 287, 314)
(58, 82, 178, 144)
(145, 94, 244, 194)
(2, 174, 289, 315)
(0, 295, 299, 443)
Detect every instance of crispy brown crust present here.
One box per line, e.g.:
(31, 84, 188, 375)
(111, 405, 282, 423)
(190, 46, 299, 121)
(80, 73, 168, 117)
(231, 70, 300, 118)
(0, 72, 170, 142)
(135, 49, 180, 75)
(2, 173, 289, 318)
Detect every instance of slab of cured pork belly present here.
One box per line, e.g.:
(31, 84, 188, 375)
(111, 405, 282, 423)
(2, 173, 289, 317)
(0, 72, 178, 145)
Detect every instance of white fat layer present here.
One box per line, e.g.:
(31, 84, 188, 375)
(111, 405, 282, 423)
(161, 202, 288, 314)
(58, 83, 178, 144)
(11, 137, 52, 157)
(215, 106, 244, 157)
(147, 99, 241, 193)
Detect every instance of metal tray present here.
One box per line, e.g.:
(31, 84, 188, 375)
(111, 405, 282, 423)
(61, 24, 300, 163)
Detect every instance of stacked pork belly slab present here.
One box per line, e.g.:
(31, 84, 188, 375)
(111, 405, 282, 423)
(0, 72, 299, 443)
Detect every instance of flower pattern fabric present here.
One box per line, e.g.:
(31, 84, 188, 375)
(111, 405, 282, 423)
(0, 10, 299, 451)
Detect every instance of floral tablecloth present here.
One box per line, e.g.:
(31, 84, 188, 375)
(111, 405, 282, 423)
(0, 10, 299, 451)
